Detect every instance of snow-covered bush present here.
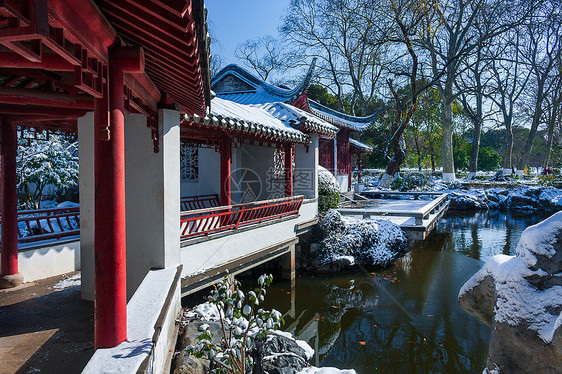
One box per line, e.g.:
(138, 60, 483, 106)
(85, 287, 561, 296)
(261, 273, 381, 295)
(390, 172, 430, 191)
(17, 134, 79, 209)
(318, 210, 408, 268)
(187, 273, 283, 373)
(318, 166, 340, 214)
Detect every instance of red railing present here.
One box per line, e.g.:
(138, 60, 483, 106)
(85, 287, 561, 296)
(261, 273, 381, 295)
(0, 207, 80, 246)
(180, 194, 220, 211)
(180, 195, 304, 240)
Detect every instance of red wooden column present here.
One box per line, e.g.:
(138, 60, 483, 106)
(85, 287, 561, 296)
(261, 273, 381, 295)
(357, 154, 363, 183)
(285, 144, 293, 197)
(220, 134, 231, 206)
(0, 119, 22, 288)
(94, 47, 144, 348)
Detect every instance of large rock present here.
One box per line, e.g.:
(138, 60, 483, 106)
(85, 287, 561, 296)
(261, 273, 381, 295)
(252, 332, 311, 374)
(173, 318, 222, 374)
(458, 212, 562, 373)
(313, 210, 408, 271)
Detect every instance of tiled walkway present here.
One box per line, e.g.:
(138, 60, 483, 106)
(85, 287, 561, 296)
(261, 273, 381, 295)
(0, 272, 94, 374)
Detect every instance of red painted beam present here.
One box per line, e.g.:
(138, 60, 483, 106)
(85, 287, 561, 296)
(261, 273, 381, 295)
(0, 104, 87, 117)
(0, 87, 94, 109)
(220, 134, 231, 206)
(0, 52, 75, 70)
(49, 0, 117, 62)
(285, 145, 294, 197)
(0, 119, 19, 276)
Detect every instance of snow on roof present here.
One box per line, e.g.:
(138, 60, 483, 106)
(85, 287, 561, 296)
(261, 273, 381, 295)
(349, 138, 373, 153)
(212, 59, 316, 105)
(184, 97, 310, 144)
(254, 102, 338, 138)
(308, 100, 382, 132)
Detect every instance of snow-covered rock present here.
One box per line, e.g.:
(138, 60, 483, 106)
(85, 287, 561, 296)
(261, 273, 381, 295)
(252, 331, 312, 374)
(297, 368, 357, 374)
(458, 211, 562, 373)
(313, 210, 408, 270)
(448, 186, 562, 212)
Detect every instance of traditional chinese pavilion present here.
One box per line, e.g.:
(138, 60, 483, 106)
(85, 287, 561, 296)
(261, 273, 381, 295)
(212, 62, 377, 191)
(0, 0, 210, 360)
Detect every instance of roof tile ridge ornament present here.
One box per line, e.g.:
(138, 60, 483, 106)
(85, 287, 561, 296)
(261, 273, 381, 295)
(308, 99, 383, 124)
(211, 58, 317, 102)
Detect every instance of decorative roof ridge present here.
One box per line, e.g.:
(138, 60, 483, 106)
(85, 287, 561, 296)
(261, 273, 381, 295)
(308, 99, 382, 124)
(256, 101, 338, 138)
(211, 58, 317, 101)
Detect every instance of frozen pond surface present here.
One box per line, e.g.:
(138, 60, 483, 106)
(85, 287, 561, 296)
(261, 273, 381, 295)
(255, 210, 553, 373)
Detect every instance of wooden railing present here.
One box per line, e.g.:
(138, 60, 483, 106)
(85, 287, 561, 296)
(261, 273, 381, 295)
(180, 195, 304, 240)
(0, 207, 81, 246)
(180, 194, 220, 211)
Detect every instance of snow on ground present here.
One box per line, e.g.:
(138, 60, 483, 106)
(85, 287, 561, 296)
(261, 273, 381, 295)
(51, 273, 81, 290)
(298, 367, 357, 374)
(318, 210, 408, 268)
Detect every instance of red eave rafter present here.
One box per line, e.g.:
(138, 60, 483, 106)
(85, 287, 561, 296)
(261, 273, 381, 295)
(97, 0, 208, 117)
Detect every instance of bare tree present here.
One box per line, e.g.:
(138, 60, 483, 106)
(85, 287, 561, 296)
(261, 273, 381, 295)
(517, 5, 562, 170)
(376, 0, 441, 188)
(235, 36, 287, 81)
(488, 29, 531, 173)
(423, 0, 531, 181)
(542, 73, 562, 168)
(281, 0, 387, 115)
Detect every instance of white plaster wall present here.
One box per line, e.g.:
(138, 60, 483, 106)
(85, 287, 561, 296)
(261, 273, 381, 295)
(5, 240, 81, 282)
(124, 110, 181, 298)
(241, 144, 282, 201)
(180, 147, 220, 198)
(77, 112, 95, 301)
(336, 174, 349, 192)
(299, 200, 318, 223)
(294, 134, 319, 199)
(180, 216, 300, 276)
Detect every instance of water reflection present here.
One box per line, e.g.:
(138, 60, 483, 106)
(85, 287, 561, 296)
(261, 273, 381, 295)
(259, 211, 550, 373)
(432, 210, 551, 262)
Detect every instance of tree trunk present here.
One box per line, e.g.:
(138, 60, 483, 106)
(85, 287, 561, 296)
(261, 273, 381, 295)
(518, 80, 545, 169)
(468, 93, 483, 178)
(441, 92, 455, 181)
(502, 119, 514, 173)
(543, 115, 557, 168)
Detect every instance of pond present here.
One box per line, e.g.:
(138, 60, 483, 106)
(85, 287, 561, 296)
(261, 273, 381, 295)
(256, 210, 553, 373)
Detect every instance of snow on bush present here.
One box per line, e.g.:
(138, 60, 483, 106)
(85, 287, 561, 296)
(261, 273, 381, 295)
(318, 210, 408, 268)
(390, 172, 430, 191)
(318, 166, 341, 214)
(17, 134, 78, 209)
(186, 273, 284, 373)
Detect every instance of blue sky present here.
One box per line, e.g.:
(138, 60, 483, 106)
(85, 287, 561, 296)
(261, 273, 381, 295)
(206, 1, 291, 67)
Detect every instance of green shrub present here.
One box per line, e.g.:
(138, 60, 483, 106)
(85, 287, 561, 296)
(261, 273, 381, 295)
(390, 172, 430, 191)
(319, 188, 340, 214)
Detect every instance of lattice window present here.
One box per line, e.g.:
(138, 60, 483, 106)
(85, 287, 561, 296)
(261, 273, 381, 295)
(180, 144, 199, 181)
(273, 148, 285, 180)
(319, 138, 334, 172)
